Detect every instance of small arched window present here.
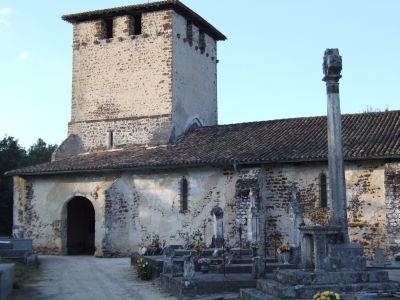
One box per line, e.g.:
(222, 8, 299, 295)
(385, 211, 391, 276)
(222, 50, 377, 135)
(180, 176, 188, 213)
(320, 173, 327, 208)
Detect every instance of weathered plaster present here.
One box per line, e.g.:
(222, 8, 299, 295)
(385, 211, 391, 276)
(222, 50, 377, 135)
(171, 12, 218, 137)
(13, 161, 395, 259)
(14, 168, 238, 256)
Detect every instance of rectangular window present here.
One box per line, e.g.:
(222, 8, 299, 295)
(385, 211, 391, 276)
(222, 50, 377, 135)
(102, 18, 113, 39)
(129, 15, 142, 35)
(180, 177, 188, 213)
(320, 173, 327, 208)
(186, 21, 193, 46)
(199, 30, 205, 54)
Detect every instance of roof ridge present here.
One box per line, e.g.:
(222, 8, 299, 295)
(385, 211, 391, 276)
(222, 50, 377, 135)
(201, 109, 400, 130)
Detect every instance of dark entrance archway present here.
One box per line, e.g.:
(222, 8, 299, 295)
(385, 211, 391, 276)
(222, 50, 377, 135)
(67, 197, 95, 255)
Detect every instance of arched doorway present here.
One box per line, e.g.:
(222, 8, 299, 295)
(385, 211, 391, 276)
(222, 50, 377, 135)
(67, 197, 95, 255)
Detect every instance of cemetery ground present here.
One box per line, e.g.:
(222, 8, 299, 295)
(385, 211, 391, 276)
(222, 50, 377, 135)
(6, 255, 178, 300)
(3, 255, 400, 300)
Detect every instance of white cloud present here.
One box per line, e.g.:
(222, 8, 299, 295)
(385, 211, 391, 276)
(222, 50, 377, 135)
(19, 51, 29, 60)
(0, 8, 12, 25)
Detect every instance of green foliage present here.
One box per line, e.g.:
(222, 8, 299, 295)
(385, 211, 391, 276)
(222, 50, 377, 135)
(135, 256, 152, 280)
(0, 136, 57, 235)
(0, 136, 26, 235)
(395, 255, 400, 261)
(0, 258, 41, 288)
(26, 138, 57, 166)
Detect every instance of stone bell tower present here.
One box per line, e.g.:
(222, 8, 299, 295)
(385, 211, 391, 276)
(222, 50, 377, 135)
(61, 1, 226, 152)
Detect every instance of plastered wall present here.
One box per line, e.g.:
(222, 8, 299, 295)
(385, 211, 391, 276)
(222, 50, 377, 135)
(171, 12, 218, 137)
(14, 160, 397, 258)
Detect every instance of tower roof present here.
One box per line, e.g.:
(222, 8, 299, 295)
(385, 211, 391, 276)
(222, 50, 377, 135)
(62, 0, 227, 41)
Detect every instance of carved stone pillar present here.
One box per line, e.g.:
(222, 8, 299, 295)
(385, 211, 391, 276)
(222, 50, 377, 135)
(322, 49, 349, 243)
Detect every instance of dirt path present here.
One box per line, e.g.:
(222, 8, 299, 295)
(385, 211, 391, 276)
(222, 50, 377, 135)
(9, 255, 177, 300)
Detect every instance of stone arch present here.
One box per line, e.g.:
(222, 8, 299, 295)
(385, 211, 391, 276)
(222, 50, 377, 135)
(61, 194, 96, 255)
(184, 117, 203, 134)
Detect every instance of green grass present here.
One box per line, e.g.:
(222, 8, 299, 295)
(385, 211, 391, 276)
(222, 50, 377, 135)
(0, 258, 41, 289)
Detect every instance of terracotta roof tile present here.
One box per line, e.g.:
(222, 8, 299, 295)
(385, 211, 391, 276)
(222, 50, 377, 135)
(6, 110, 400, 176)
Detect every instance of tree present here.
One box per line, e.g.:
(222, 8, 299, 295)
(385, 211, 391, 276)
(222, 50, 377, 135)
(0, 136, 26, 235)
(26, 138, 57, 166)
(0, 136, 57, 235)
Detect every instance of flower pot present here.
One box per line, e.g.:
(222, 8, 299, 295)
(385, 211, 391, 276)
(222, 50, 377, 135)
(281, 251, 290, 264)
(252, 249, 258, 257)
(201, 264, 209, 274)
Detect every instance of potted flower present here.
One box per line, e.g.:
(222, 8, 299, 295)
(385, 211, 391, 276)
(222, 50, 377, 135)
(277, 243, 291, 264)
(313, 291, 341, 300)
(135, 256, 152, 280)
(250, 241, 260, 257)
(197, 257, 211, 273)
(193, 242, 202, 254)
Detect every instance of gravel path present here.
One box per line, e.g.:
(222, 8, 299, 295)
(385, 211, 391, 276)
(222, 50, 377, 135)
(9, 255, 178, 300)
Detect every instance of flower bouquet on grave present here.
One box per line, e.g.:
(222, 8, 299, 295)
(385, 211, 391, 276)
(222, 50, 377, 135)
(250, 241, 260, 251)
(277, 243, 291, 254)
(313, 290, 341, 300)
(197, 258, 211, 265)
(193, 242, 202, 254)
(136, 256, 152, 280)
(277, 243, 292, 264)
(197, 257, 211, 273)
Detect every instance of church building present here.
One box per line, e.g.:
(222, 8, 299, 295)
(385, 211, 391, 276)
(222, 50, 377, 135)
(7, 1, 400, 259)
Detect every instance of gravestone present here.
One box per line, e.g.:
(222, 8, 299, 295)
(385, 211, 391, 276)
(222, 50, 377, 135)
(371, 248, 385, 267)
(211, 206, 224, 247)
(287, 183, 303, 248)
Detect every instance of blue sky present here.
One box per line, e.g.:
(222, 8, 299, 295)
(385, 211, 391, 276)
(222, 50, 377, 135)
(1, 1, 400, 148)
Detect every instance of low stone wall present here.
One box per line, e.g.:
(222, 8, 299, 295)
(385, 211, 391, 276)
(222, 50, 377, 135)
(0, 264, 15, 300)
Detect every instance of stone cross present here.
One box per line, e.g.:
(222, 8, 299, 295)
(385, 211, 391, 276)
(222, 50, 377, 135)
(288, 183, 303, 247)
(322, 49, 349, 243)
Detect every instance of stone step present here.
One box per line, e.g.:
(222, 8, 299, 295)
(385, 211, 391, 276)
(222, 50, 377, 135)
(274, 269, 390, 285)
(0, 249, 31, 259)
(209, 264, 252, 274)
(193, 292, 240, 300)
(0, 242, 12, 250)
(173, 250, 198, 256)
(257, 278, 400, 299)
(240, 288, 279, 300)
(230, 249, 252, 256)
(264, 257, 278, 264)
(0, 238, 33, 251)
(160, 273, 256, 299)
(230, 259, 253, 264)
(264, 263, 297, 273)
(257, 279, 297, 299)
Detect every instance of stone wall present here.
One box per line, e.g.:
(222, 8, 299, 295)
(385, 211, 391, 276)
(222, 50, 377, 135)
(171, 12, 218, 137)
(385, 162, 400, 257)
(261, 161, 388, 259)
(68, 9, 219, 150)
(13, 168, 237, 256)
(69, 11, 174, 150)
(13, 175, 117, 255)
(13, 160, 396, 258)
